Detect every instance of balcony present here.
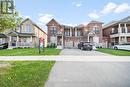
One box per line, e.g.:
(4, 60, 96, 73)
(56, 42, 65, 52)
(111, 28, 130, 34)
(111, 31, 118, 35)
(110, 31, 130, 38)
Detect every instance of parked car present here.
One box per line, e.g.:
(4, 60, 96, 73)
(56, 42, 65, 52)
(78, 42, 93, 51)
(78, 42, 84, 49)
(0, 43, 8, 50)
(113, 43, 130, 51)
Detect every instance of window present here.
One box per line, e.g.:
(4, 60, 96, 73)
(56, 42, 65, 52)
(0, 38, 2, 44)
(16, 27, 21, 32)
(93, 27, 100, 34)
(77, 30, 81, 36)
(50, 26, 57, 34)
(65, 30, 70, 36)
(25, 25, 32, 33)
(121, 27, 126, 33)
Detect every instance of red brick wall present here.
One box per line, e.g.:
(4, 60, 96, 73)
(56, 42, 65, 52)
(47, 19, 103, 47)
(47, 19, 63, 43)
(127, 37, 130, 42)
(85, 23, 103, 43)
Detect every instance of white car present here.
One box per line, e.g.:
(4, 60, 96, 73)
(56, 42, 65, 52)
(92, 45, 97, 50)
(113, 43, 130, 51)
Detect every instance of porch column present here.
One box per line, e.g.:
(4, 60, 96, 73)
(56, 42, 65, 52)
(125, 36, 127, 43)
(16, 36, 19, 47)
(30, 36, 33, 42)
(124, 23, 127, 33)
(9, 36, 11, 46)
(87, 35, 90, 42)
(75, 28, 77, 37)
(118, 24, 121, 33)
(70, 28, 72, 36)
(119, 36, 121, 44)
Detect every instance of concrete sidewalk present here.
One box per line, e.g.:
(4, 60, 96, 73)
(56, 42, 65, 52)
(0, 56, 130, 62)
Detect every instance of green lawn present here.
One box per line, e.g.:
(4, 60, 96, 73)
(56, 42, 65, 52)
(96, 48, 130, 56)
(0, 48, 61, 56)
(0, 61, 55, 87)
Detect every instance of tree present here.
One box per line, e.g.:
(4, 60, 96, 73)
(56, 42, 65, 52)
(0, 13, 22, 32)
(0, 0, 22, 32)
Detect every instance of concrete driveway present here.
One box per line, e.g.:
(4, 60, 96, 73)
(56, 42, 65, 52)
(45, 62, 130, 87)
(45, 49, 130, 87)
(60, 49, 111, 56)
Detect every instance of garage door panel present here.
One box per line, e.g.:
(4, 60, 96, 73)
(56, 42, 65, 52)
(65, 40, 73, 48)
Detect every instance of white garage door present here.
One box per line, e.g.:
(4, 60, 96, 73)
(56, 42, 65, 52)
(65, 40, 73, 48)
(50, 36, 56, 43)
(93, 36, 99, 43)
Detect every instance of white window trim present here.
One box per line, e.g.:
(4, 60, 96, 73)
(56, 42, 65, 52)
(25, 25, 32, 33)
(50, 26, 57, 34)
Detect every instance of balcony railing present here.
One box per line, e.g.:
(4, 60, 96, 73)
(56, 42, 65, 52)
(18, 42, 31, 47)
(111, 28, 130, 35)
(9, 42, 33, 47)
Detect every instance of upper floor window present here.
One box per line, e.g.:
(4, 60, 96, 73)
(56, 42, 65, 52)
(50, 26, 57, 34)
(93, 27, 100, 34)
(16, 26, 20, 32)
(121, 27, 126, 33)
(64, 29, 70, 36)
(77, 29, 81, 36)
(25, 25, 32, 33)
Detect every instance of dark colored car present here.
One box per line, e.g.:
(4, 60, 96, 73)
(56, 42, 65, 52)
(78, 42, 84, 49)
(0, 43, 8, 50)
(78, 42, 93, 51)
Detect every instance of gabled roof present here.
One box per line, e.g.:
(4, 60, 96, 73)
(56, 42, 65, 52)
(118, 16, 130, 23)
(21, 18, 47, 35)
(75, 24, 84, 28)
(103, 21, 118, 29)
(47, 18, 103, 29)
(46, 18, 60, 26)
(61, 24, 73, 29)
(0, 34, 7, 38)
(89, 20, 104, 24)
(103, 16, 130, 29)
(88, 30, 96, 36)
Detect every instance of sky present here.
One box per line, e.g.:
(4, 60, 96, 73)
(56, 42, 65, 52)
(15, 0, 130, 30)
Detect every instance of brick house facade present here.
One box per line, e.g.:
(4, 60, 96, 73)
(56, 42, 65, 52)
(47, 19, 103, 49)
(103, 16, 130, 47)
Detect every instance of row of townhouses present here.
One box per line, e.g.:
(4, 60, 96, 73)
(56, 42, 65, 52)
(47, 19, 103, 49)
(0, 16, 130, 49)
(47, 16, 130, 49)
(0, 18, 47, 49)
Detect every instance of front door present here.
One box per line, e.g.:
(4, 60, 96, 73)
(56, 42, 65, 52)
(57, 36, 63, 49)
(11, 37, 17, 46)
(57, 36, 62, 46)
